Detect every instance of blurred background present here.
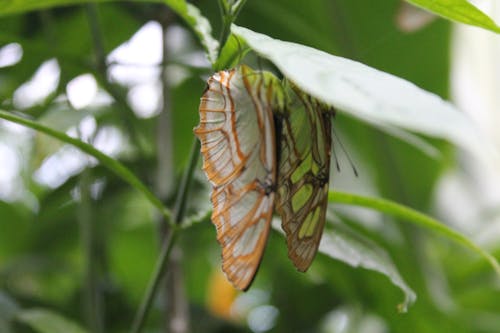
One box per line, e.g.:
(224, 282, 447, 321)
(0, 0, 499, 332)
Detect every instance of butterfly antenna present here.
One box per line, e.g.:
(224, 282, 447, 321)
(332, 126, 358, 177)
(331, 143, 341, 172)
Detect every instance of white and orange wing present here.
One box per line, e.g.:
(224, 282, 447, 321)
(194, 66, 281, 290)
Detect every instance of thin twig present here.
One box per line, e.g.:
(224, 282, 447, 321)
(156, 13, 175, 203)
(78, 167, 104, 333)
(130, 138, 200, 333)
(231, 0, 248, 19)
(86, 4, 106, 72)
(156, 12, 189, 333)
(130, 231, 179, 333)
(173, 139, 200, 223)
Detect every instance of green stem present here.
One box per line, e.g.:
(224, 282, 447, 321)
(0, 110, 171, 221)
(173, 139, 200, 222)
(231, 0, 247, 19)
(218, 15, 233, 58)
(156, 13, 189, 333)
(217, 0, 247, 58)
(218, 0, 230, 16)
(130, 230, 179, 333)
(130, 138, 200, 333)
(82, 7, 108, 332)
(78, 168, 104, 333)
(156, 15, 176, 203)
(329, 191, 500, 277)
(85, 4, 106, 72)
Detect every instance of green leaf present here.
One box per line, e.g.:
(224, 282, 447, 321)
(161, 0, 221, 65)
(318, 224, 416, 312)
(329, 191, 500, 279)
(231, 25, 499, 167)
(405, 0, 500, 33)
(16, 309, 88, 333)
(213, 33, 249, 71)
(0, 0, 219, 64)
(183, 3, 219, 65)
(0, 110, 171, 222)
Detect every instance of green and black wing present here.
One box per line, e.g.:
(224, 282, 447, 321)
(274, 84, 333, 271)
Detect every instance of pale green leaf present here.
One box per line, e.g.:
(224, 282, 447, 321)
(319, 224, 417, 312)
(16, 309, 89, 333)
(406, 0, 500, 33)
(271, 218, 416, 312)
(183, 3, 219, 65)
(232, 25, 499, 167)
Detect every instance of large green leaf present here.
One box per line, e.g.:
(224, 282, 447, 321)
(16, 309, 88, 333)
(271, 212, 415, 311)
(406, 0, 500, 33)
(231, 25, 498, 167)
(318, 224, 416, 312)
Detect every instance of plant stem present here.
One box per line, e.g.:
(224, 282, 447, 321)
(78, 168, 104, 333)
(82, 8, 109, 332)
(130, 230, 179, 333)
(156, 15, 175, 208)
(85, 4, 106, 72)
(218, 0, 230, 16)
(218, 15, 233, 58)
(130, 138, 200, 333)
(217, 0, 247, 58)
(155, 12, 189, 333)
(173, 139, 200, 223)
(231, 0, 248, 19)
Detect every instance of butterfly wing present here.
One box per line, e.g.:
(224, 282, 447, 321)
(275, 85, 332, 272)
(194, 66, 281, 290)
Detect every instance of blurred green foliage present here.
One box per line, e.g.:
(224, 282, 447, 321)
(0, 1, 499, 333)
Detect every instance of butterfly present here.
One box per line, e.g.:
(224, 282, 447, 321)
(194, 65, 332, 290)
